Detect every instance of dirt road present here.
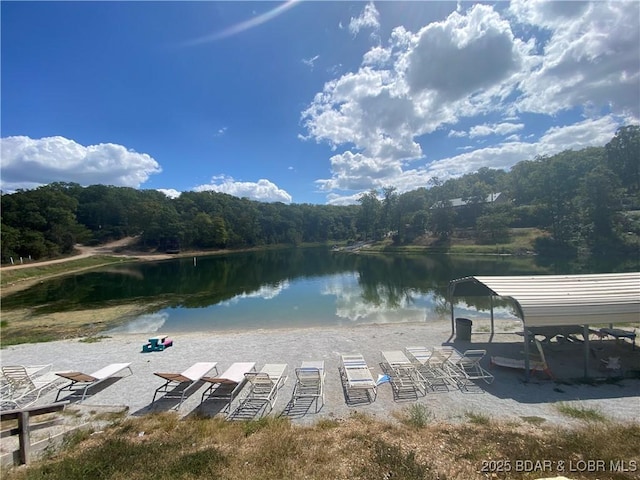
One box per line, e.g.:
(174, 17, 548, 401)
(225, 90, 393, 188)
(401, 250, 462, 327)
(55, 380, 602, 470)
(1, 237, 172, 271)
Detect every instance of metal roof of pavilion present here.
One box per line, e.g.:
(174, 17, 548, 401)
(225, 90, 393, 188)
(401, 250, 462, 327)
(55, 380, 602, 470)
(449, 272, 640, 327)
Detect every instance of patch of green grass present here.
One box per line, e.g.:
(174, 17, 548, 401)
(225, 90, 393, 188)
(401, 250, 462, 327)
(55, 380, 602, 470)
(366, 227, 546, 256)
(78, 335, 110, 343)
(40, 429, 92, 462)
(465, 411, 491, 425)
(400, 403, 433, 428)
(60, 427, 93, 450)
(554, 402, 608, 422)
(5, 411, 640, 480)
(0, 256, 128, 288)
(242, 416, 289, 437)
(520, 415, 546, 426)
(167, 447, 228, 478)
(90, 409, 128, 423)
(314, 418, 340, 430)
(60, 409, 83, 419)
(367, 440, 432, 480)
(349, 410, 374, 424)
(1, 332, 59, 347)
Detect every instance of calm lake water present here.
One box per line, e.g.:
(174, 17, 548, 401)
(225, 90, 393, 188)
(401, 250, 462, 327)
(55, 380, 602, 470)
(3, 247, 637, 334)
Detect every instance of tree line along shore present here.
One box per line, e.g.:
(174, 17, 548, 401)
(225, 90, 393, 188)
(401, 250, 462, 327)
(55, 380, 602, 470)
(2, 125, 638, 266)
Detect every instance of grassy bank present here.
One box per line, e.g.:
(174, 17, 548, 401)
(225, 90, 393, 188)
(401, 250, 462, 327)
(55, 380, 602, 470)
(0, 303, 162, 347)
(0, 256, 130, 291)
(0, 256, 161, 347)
(5, 407, 639, 480)
(365, 228, 543, 255)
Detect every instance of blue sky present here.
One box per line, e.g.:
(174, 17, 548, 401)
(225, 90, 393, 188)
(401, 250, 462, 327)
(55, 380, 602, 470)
(2, 1, 638, 205)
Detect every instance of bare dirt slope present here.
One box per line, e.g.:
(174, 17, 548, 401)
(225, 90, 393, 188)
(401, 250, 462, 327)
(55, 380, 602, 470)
(1, 237, 171, 271)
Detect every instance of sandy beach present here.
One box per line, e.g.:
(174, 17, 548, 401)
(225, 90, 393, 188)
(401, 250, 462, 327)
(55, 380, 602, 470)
(2, 319, 639, 427)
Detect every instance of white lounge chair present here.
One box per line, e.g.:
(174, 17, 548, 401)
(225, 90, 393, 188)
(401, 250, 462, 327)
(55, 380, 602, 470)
(1, 365, 62, 409)
(242, 364, 288, 412)
(405, 346, 431, 365)
(448, 349, 494, 390)
(55, 363, 132, 402)
(292, 360, 325, 412)
(339, 354, 377, 403)
(1, 364, 52, 395)
(5, 364, 52, 378)
(424, 346, 460, 391)
(200, 362, 256, 413)
(152, 362, 217, 408)
(381, 350, 427, 400)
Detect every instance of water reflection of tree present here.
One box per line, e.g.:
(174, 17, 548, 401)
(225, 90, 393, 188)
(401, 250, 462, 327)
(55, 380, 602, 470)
(356, 255, 428, 309)
(353, 253, 538, 311)
(3, 247, 633, 316)
(1, 247, 358, 313)
(447, 295, 519, 318)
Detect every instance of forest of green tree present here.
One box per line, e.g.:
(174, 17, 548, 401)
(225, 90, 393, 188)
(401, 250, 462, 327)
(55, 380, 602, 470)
(2, 125, 639, 264)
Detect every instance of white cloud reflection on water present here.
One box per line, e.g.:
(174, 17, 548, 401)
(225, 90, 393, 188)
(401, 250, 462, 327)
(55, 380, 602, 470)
(106, 312, 168, 334)
(109, 273, 521, 334)
(321, 273, 430, 325)
(219, 280, 291, 305)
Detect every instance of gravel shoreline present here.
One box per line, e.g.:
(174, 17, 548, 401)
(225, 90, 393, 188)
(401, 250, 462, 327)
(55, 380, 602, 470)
(2, 321, 639, 426)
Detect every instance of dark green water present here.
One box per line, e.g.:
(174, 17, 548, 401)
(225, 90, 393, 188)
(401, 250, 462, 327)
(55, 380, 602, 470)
(3, 247, 637, 333)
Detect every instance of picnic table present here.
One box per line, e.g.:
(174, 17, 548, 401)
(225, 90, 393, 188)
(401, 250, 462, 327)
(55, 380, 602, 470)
(142, 335, 173, 352)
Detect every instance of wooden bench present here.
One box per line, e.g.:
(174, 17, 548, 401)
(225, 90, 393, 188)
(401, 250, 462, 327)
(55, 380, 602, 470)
(0, 402, 68, 465)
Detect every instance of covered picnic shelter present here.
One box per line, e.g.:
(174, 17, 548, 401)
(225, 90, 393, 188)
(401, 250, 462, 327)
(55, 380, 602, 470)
(448, 272, 640, 378)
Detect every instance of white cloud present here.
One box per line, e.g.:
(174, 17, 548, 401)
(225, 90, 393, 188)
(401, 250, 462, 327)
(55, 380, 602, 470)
(536, 116, 620, 152)
(425, 116, 621, 180)
(214, 127, 227, 137)
(401, 5, 526, 101)
(449, 122, 525, 139)
(348, 2, 380, 37)
(107, 312, 167, 334)
(322, 274, 427, 323)
(510, 0, 640, 118)
(304, 4, 531, 195)
(316, 151, 403, 192)
(448, 130, 467, 138)
(302, 67, 422, 160)
(325, 192, 363, 206)
(302, 2, 637, 203)
(0, 135, 161, 192)
(222, 281, 290, 305)
(181, 0, 299, 45)
(508, 0, 591, 29)
(157, 188, 181, 199)
(324, 116, 621, 206)
(469, 122, 524, 138)
(362, 46, 391, 67)
(302, 54, 320, 69)
(193, 175, 293, 203)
